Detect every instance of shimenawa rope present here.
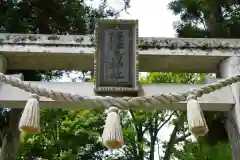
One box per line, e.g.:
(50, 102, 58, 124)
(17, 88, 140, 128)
(0, 72, 239, 107)
(1, 72, 239, 149)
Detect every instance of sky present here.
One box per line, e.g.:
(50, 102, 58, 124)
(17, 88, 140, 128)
(87, 0, 180, 37)
(118, 0, 180, 37)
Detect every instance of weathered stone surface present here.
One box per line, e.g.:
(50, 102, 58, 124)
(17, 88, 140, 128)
(94, 19, 139, 93)
(139, 37, 240, 50)
(0, 33, 239, 50)
(0, 33, 239, 72)
(220, 55, 240, 160)
(0, 33, 94, 46)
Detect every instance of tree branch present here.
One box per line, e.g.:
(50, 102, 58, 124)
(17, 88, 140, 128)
(157, 111, 176, 131)
(129, 109, 144, 160)
(175, 132, 191, 144)
(129, 109, 139, 132)
(163, 124, 179, 160)
(157, 139, 162, 160)
(163, 114, 184, 160)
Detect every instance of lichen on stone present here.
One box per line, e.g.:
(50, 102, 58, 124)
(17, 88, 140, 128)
(28, 35, 38, 41)
(48, 35, 60, 41)
(4, 34, 38, 43)
(8, 36, 28, 43)
(0, 38, 4, 44)
(0, 33, 239, 51)
(90, 35, 95, 45)
(75, 37, 84, 43)
(138, 38, 240, 50)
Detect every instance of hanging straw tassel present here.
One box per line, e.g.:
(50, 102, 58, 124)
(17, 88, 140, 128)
(187, 95, 209, 136)
(102, 107, 124, 149)
(19, 94, 40, 133)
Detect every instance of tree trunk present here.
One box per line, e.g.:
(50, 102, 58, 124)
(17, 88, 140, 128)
(129, 110, 145, 160)
(163, 114, 184, 160)
(149, 135, 156, 160)
(163, 124, 178, 160)
(136, 127, 144, 160)
(204, 0, 224, 38)
(0, 108, 22, 160)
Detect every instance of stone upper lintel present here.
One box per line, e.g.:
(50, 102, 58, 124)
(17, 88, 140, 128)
(0, 33, 239, 50)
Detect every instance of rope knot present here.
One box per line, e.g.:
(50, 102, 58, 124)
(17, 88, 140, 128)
(107, 107, 119, 114)
(30, 94, 40, 101)
(186, 95, 208, 137)
(187, 94, 197, 101)
(102, 106, 123, 149)
(19, 93, 40, 133)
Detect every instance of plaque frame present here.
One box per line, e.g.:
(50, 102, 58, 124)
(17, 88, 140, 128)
(94, 19, 139, 93)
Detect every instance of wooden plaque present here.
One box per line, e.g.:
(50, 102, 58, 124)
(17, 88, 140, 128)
(94, 19, 139, 93)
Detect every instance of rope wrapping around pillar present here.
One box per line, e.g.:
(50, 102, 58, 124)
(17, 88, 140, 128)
(102, 107, 124, 149)
(19, 94, 40, 133)
(187, 94, 208, 136)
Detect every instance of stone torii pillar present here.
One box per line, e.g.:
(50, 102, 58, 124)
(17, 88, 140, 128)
(0, 54, 23, 160)
(219, 54, 240, 160)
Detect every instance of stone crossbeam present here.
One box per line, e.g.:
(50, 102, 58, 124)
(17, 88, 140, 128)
(0, 80, 234, 111)
(0, 34, 239, 73)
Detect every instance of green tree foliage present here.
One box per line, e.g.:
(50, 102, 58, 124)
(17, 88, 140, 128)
(167, 0, 240, 158)
(168, 0, 240, 38)
(18, 109, 106, 160)
(173, 141, 232, 160)
(0, 0, 130, 159)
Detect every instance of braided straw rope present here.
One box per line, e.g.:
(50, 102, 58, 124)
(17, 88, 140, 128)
(0, 73, 239, 108)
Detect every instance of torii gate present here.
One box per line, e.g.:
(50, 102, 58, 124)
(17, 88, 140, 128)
(0, 19, 239, 159)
